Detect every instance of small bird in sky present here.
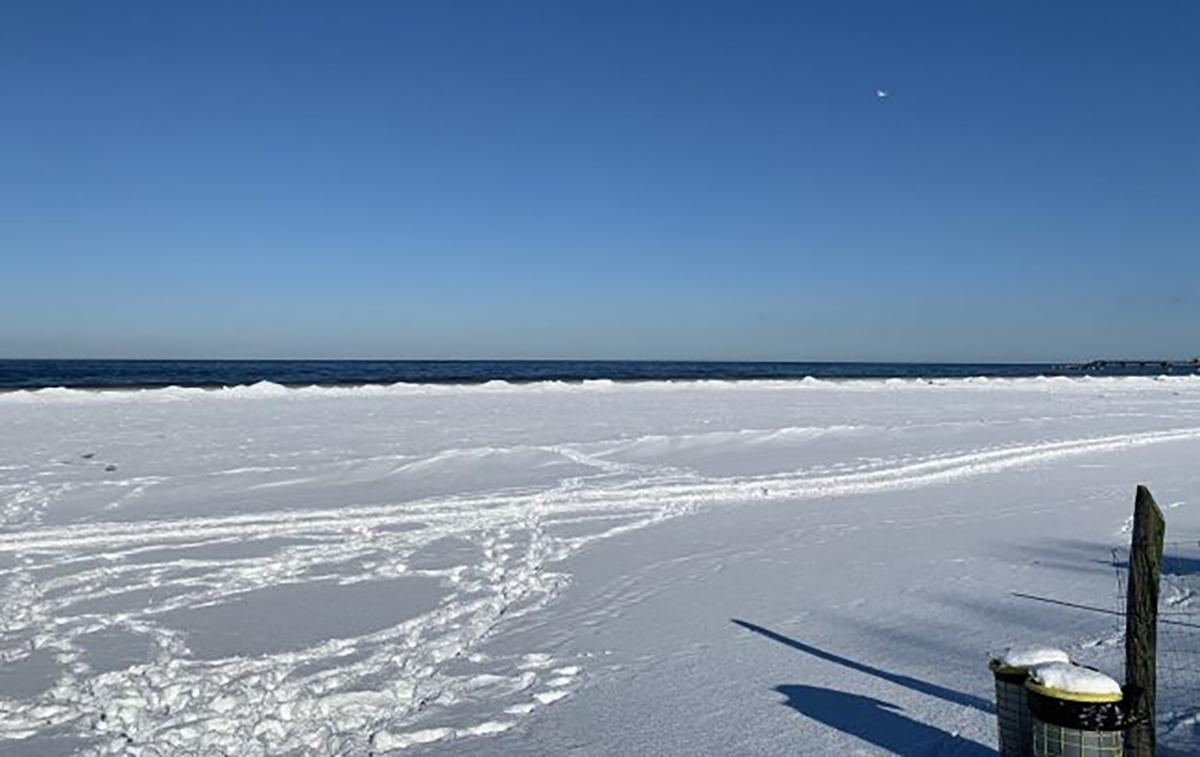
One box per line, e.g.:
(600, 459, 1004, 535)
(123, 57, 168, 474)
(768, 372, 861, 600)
(876, 89, 889, 99)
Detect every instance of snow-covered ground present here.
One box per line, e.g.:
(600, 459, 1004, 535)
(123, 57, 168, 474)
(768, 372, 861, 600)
(1, 377, 1198, 755)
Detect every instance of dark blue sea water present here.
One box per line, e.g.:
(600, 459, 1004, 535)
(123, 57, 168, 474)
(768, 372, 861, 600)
(1, 359, 1196, 390)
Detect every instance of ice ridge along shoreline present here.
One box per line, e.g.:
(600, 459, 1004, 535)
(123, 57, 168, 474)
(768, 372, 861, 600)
(2, 373, 1200, 403)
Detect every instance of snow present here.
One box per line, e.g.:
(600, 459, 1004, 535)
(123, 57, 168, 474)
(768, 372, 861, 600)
(991, 645, 1070, 669)
(1028, 662, 1122, 697)
(1, 376, 1199, 755)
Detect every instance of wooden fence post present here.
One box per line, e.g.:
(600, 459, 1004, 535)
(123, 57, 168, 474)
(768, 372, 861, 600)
(1124, 484, 1164, 756)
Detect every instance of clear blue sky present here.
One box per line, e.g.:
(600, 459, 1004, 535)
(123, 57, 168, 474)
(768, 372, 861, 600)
(2, 1, 1197, 361)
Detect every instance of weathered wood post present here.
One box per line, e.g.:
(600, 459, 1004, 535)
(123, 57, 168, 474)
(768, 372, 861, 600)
(1124, 484, 1164, 756)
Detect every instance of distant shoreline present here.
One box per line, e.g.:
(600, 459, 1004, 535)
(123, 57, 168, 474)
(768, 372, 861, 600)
(2, 358, 1199, 392)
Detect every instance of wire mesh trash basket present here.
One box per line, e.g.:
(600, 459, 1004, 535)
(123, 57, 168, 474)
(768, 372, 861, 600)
(1025, 673, 1124, 757)
(990, 648, 1071, 756)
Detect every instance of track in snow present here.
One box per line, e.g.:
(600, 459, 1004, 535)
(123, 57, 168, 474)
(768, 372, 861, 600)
(3, 422, 1200, 755)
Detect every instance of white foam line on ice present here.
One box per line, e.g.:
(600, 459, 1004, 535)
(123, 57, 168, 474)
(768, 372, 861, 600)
(2, 374, 1199, 403)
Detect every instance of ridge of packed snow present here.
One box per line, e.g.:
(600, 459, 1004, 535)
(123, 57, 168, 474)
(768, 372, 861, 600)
(2, 374, 1200, 404)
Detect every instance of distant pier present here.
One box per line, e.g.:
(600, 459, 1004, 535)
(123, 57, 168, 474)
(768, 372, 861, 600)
(1065, 358, 1200, 374)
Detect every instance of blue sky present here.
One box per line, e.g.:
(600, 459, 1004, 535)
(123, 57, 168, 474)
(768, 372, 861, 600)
(2, 1, 1197, 361)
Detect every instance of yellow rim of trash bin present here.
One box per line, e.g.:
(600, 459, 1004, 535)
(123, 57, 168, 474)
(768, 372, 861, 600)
(1024, 679, 1123, 704)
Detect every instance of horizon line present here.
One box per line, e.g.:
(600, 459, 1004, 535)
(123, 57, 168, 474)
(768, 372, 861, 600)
(3, 356, 1187, 366)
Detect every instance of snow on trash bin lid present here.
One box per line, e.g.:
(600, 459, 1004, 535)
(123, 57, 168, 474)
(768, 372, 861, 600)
(1026, 662, 1122, 702)
(989, 645, 1070, 673)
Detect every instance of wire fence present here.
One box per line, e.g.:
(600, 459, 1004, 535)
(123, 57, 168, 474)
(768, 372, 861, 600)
(1110, 540, 1200, 751)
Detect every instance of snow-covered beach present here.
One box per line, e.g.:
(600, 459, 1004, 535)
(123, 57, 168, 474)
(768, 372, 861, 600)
(2, 377, 1198, 755)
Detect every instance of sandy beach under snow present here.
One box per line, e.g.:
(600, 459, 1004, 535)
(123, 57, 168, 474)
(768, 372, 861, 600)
(2, 377, 1198, 755)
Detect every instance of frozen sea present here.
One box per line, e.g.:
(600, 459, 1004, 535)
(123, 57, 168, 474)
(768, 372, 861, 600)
(1, 376, 1198, 755)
